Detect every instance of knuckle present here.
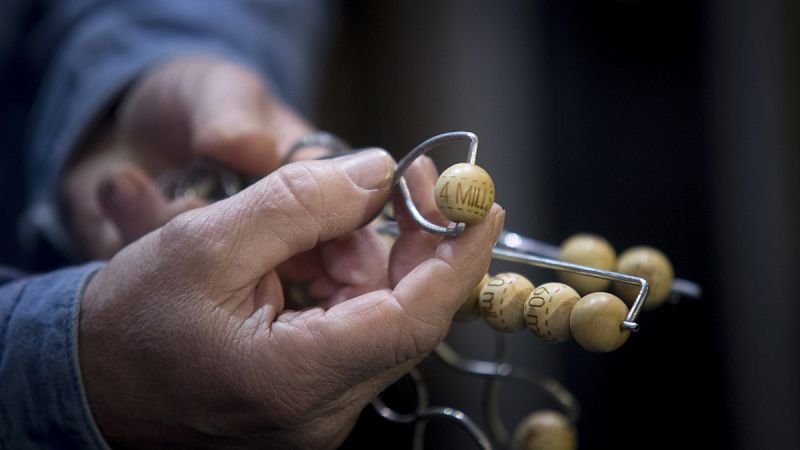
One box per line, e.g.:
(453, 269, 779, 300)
(261, 164, 326, 244)
(274, 164, 325, 214)
(158, 206, 236, 262)
(386, 296, 447, 366)
(396, 317, 443, 365)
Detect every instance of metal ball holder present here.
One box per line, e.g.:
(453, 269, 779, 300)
(376, 131, 701, 450)
(162, 131, 703, 450)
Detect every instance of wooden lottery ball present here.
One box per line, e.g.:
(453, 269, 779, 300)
(512, 410, 577, 450)
(524, 283, 580, 343)
(454, 274, 490, 323)
(434, 162, 495, 224)
(479, 273, 534, 332)
(569, 292, 630, 353)
(557, 233, 616, 295)
(613, 246, 674, 310)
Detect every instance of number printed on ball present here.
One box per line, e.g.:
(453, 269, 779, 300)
(479, 273, 534, 332)
(524, 282, 580, 343)
(435, 163, 495, 224)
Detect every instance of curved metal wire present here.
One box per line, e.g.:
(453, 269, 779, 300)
(398, 177, 466, 236)
(158, 130, 703, 449)
(161, 131, 701, 331)
(491, 247, 648, 332)
(375, 220, 651, 331)
(372, 368, 493, 450)
(394, 131, 479, 184)
(482, 334, 510, 445)
(392, 131, 480, 237)
(374, 334, 582, 450)
(434, 340, 581, 426)
(411, 368, 429, 450)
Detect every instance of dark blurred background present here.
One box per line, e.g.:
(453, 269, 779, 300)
(1, 1, 796, 449)
(319, 1, 800, 449)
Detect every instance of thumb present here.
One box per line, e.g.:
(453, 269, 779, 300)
(162, 149, 396, 283)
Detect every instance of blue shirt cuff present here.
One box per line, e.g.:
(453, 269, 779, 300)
(0, 262, 111, 449)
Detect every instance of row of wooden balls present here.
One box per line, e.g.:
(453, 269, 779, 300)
(557, 233, 675, 310)
(432, 163, 674, 308)
(454, 270, 630, 352)
(453, 236, 674, 353)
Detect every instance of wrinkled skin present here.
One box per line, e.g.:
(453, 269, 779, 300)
(80, 151, 504, 448)
(67, 56, 505, 448)
(63, 56, 330, 259)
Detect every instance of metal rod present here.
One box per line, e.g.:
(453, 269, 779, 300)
(483, 334, 509, 446)
(374, 220, 652, 330)
(394, 131, 479, 183)
(372, 398, 492, 450)
(398, 177, 465, 237)
(496, 229, 703, 300)
(671, 278, 703, 299)
(492, 247, 648, 331)
(434, 341, 581, 425)
(393, 132, 479, 237)
(498, 230, 561, 259)
(411, 368, 429, 450)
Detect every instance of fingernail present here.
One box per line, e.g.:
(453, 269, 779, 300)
(334, 148, 395, 190)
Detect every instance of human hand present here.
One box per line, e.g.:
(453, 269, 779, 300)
(62, 56, 329, 259)
(78, 149, 504, 449)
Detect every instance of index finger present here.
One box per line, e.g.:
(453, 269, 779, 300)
(282, 204, 504, 377)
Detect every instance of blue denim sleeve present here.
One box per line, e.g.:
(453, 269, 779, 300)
(0, 263, 109, 449)
(22, 0, 333, 258)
